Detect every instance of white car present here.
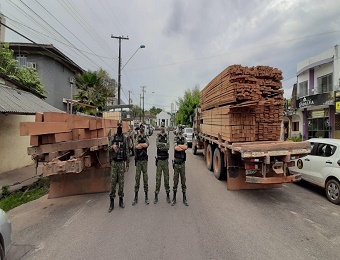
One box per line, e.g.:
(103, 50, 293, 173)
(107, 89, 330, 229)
(0, 209, 11, 259)
(289, 138, 340, 204)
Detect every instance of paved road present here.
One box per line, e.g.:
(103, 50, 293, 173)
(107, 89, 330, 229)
(7, 132, 340, 260)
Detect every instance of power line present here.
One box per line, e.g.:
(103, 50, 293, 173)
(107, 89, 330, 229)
(10, 6, 114, 60)
(0, 21, 87, 71)
(127, 30, 340, 71)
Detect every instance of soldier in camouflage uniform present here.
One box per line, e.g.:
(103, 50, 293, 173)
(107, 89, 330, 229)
(171, 127, 189, 206)
(108, 122, 130, 212)
(154, 122, 171, 204)
(132, 126, 150, 205)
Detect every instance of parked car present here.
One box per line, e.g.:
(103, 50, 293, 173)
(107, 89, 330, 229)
(288, 138, 340, 204)
(0, 209, 12, 259)
(183, 128, 193, 147)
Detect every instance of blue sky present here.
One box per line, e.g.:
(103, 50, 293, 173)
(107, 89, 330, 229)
(1, 0, 340, 111)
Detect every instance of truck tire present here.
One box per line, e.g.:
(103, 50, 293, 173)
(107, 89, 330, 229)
(213, 148, 225, 180)
(206, 144, 213, 171)
(192, 139, 198, 155)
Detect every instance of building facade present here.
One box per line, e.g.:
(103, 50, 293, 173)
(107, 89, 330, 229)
(8, 43, 83, 112)
(156, 111, 171, 128)
(295, 45, 340, 140)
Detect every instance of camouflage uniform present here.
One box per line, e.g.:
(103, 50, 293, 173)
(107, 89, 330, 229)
(154, 130, 170, 204)
(171, 131, 189, 206)
(108, 128, 129, 212)
(133, 132, 150, 205)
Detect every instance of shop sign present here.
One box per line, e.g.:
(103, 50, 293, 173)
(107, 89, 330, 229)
(312, 110, 325, 118)
(335, 91, 340, 113)
(297, 92, 334, 108)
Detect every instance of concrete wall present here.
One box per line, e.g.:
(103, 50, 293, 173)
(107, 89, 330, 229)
(0, 114, 35, 174)
(13, 53, 76, 112)
(30, 55, 75, 111)
(297, 48, 334, 71)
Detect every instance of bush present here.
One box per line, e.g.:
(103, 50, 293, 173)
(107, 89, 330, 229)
(287, 136, 302, 142)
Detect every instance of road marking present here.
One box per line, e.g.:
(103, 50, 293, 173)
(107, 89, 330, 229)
(290, 211, 298, 215)
(331, 212, 339, 217)
(63, 200, 92, 227)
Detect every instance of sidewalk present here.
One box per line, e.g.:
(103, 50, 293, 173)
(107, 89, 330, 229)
(0, 164, 43, 196)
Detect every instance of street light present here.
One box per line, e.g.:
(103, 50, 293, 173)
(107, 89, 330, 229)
(122, 45, 145, 70)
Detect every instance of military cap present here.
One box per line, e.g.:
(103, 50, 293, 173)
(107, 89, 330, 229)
(160, 122, 165, 127)
(117, 121, 122, 127)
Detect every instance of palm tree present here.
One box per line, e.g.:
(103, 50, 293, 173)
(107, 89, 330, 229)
(74, 71, 105, 115)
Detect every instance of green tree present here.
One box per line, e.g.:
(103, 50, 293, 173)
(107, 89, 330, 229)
(149, 106, 162, 115)
(131, 105, 142, 119)
(175, 85, 200, 126)
(0, 43, 45, 95)
(74, 70, 113, 116)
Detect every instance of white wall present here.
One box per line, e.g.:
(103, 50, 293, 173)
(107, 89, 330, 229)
(156, 111, 171, 127)
(334, 45, 340, 91)
(0, 114, 35, 173)
(298, 48, 334, 72)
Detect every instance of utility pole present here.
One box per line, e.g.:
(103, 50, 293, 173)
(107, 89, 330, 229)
(111, 35, 129, 105)
(141, 86, 146, 123)
(128, 91, 132, 105)
(140, 93, 142, 121)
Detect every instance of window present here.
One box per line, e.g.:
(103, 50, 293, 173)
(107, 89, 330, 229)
(16, 54, 27, 67)
(317, 73, 333, 94)
(315, 143, 336, 157)
(292, 122, 299, 131)
(307, 114, 330, 139)
(298, 81, 308, 97)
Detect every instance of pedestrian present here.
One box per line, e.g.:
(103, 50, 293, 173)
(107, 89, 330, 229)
(108, 122, 129, 213)
(132, 126, 150, 205)
(154, 122, 171, 204)
(171, 127, 189, 206)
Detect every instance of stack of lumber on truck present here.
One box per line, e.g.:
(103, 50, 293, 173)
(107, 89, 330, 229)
(200, 65, 284, 142)
(20, 112, 129, 173)
(20, 112, 131, 198)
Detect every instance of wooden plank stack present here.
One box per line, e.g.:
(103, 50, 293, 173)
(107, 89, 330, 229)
(20, 112, 130, 146)
(200, 65, 284, 142)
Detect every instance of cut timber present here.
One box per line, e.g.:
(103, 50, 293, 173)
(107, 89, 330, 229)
(27, 137, 109, 155)
(20, 122, 70, 136)
(48, 167, 110, 198)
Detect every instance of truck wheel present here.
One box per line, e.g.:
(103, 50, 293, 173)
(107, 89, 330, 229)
(206, 144, 213, 171)
(326, 179, 340, 204)
(192, 141, 197, 155)
(213, 148, 225, 180)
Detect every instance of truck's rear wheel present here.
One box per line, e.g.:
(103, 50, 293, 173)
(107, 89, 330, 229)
(206, 144, 213, 171)
(213, 148, 225, 180)
(192, 142, 197, 155)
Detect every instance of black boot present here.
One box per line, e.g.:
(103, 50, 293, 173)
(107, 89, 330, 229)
(183, 192, 189, 206)
(166, 192, 171, 203)
(171, 191, 177, 206)
(108, 197, 114, 213)
(145, 192, 149, 205)
(154, 193, 158, 204)
(119, 197, 125, 208)
(132, 192, 138, 206)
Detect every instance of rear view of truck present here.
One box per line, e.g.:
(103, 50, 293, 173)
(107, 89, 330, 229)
(193, 65, 311, 190)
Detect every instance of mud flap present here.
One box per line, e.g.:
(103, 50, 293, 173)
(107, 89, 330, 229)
(48, 167, 110, 198)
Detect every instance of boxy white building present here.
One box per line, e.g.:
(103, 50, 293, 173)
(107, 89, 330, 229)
(156, 111, 171, 128)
